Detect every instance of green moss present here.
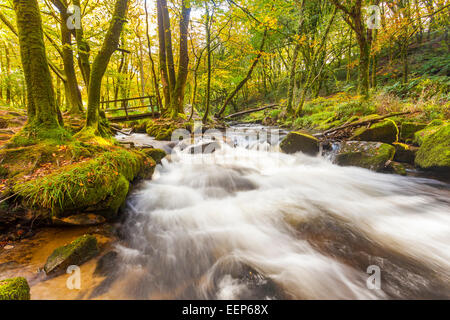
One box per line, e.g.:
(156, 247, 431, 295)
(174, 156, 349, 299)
(13, 148, 153, 218)
(44, 234, 99, 275)
(142, 148, 167, 164)
(280, 131, 320, 156)
(400, 122, 427, 141)
(351, 120, 399, 144)
(415, 124, 450, 171)
(413, 121, 447, 146)
(0, 277, 30, 300)
(335, 141, 395, 172)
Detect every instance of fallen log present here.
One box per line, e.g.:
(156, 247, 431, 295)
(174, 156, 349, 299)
(224, 104, 279, 119)
(315, 111, 416, 137)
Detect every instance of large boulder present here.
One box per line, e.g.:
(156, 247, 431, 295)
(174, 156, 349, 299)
(350, 120, 399, 144)
(14, 149, 155, 220)
(44, 234, 99, 275)
(393, 143, 418, 165)
(0, 277, 30, 300)
(415, 124, 450, 172)
(414, 120, 446, 146)
(335, 141, 395, 172)
(400, 122, 427, 141)
(280, 131, 320, 156)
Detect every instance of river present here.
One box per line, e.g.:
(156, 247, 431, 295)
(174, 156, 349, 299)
(2, 125, 450, 299)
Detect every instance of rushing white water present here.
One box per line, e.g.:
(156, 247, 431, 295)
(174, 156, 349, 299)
(108, 127, 450, 300)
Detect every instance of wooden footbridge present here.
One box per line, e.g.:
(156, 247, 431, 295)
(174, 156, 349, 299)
(102, 95, 160, 122)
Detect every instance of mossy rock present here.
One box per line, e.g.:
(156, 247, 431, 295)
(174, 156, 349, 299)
(0, 277, 30, 300)
(335, 141, 395, 172)
(44, 234, 99, 275)
(386, 161, 407, 176)
(413, 121, 447, 146)
(415, 124, 450, 172)
(14, 149, 154, 219)
(393, 143, 418, 165)
(400, 122, 427, 141)
(142, 148, 166, 164)
(350, 120, 399, 144)
(280, 131, 320, 156)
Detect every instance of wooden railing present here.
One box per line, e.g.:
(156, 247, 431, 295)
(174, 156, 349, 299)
(101, 95, 159, 121)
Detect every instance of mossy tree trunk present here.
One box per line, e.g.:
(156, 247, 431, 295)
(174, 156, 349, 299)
(170, 0, 191, 117)
(72, 0, 91, 89)
(331, 0, 370, 97)
(13, 0, 62, 131)
(85, 0, 129, 132)
(156, 0, 171, 111)
(145, 0, 163, 112)
(52, 0, 83, 114)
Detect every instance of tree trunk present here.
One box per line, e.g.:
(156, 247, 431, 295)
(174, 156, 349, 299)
(72, 0, 91, 88)
(156, 0, 170, 110)
(170, 0, 191, 117)
(85, 0, 129, 131)
(145, 0, 163, 112)
(59, 3, 83, 114)
(13, 0, 61, 130)
(202, 5, 212, 124)
(160, 0, 176, 94)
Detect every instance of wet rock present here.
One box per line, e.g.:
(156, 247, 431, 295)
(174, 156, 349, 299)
(141, 148, 167, 164)
(400, 122, 427, 141)
(386, 161, 407, 176)
(290, 214, 450, 299)
(393, 143, 418, 164)
(51, 214, 106, 227)
(0, 261, 21, 273)
(335, 141, 395, 172)
(94, 251, 118, 276)
(44, 234, 99, 275)
(415, 124, 450, 172)
(350, 120, 399, 144)
(0, 277, 30, 300)
(187, 141, 221, 155)
(280, 131, 320, 156)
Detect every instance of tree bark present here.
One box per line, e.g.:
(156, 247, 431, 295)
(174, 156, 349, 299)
(13, 0, 61, 129)
(85, 0, 129, 131)
(202, 5, 212, 124)
(145, 0, 163, 112)
(156, 0, 170, 110)
(170, 0, 191, 116)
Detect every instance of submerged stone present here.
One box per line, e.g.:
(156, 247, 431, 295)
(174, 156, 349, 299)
(415, 124, 450, 172)
(44, 234, 99, 275)
(51, 213, 106, 226)
(0, 277, 30, 300)
(280, 131, 320, 156)
(335, 141, 395, 172)
(350, 120, 399, 144)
